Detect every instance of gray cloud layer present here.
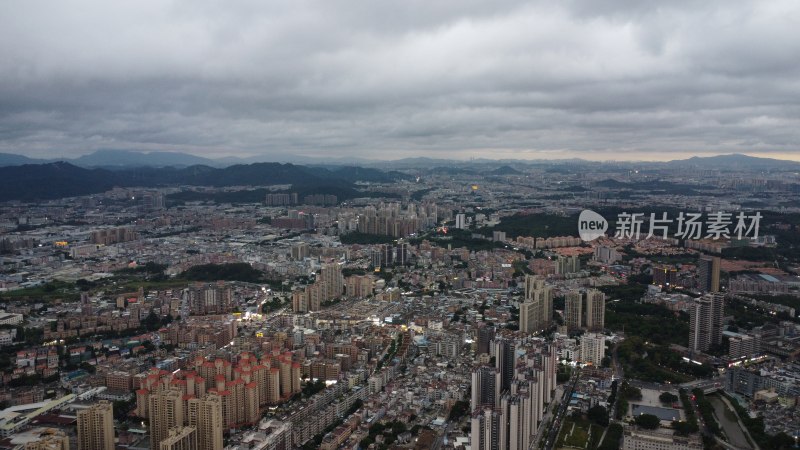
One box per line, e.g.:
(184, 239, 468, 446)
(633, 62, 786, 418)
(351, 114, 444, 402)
(1, 0, 799, 160)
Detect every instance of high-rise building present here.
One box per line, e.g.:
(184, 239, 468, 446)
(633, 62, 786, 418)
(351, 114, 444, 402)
(477, 325, 495, 356)
(564, 291, 583, 331)
(319, 263, 344, 300)
(728, 333, 761, 360)
(149, 389, 185, 450)
(345, 275, 374, 298)
(159, 427, 197, 450)
(471, 407, 506, 450)
(493, 338, 517, 394)
(455, 213, 467, 230)
(77, 400, 115, 450)
(471, 366, 500, 410)
(290, 243, 309, 260)
(520, 275, 553, 334)
(698, 255, 721, 293)
(370, 249, 382, 268)
(653, 266, 678, 289)
(187, 282, 234, 315)
(689, 293, 725, 352)
(471, 340, 557, 450)
(504, 377, 543, 450)
(395, 242, 409, 265)
(584, 289, 605, 332)
(291, 289, 308, 313)
(555, 255, 581, 276)
(594, 245, 621, 264)
(564, 289, 605, 331)
(519, 301, 537, 335)
(381, 244, 394, 267)
(187, 395, 224, 450)
(580, 333, 606, 365)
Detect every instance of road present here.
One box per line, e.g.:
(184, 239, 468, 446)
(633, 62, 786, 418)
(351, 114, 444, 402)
(611, 340, 624, 380)
(530, 385, 564, 449)
(537, 370, 581, 450)
(432, 421, 453, 450)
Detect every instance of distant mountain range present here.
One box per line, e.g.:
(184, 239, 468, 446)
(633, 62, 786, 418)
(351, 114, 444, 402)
(1, 150, 798, 170)
(0, 153, 44, 166)
(0, 161, 408, 202)
(0, 149, 377, 169)
(662, 153, 800, 170)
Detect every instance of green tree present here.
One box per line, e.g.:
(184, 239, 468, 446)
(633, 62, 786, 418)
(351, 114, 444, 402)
(634, 414, 661, 430)
(448, 400, 469, 421)
(659, 392, 679, 404)
(588, 405, 609, 427)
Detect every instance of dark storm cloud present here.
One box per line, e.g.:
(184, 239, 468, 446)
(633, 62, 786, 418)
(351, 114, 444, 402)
(0, 0, 799, 160)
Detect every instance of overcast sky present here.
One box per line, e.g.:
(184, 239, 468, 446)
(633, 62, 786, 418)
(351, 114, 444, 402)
(1, 1, 799, 161)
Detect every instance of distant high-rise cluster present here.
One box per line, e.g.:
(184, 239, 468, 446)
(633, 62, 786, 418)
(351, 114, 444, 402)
(471, 338, 558, 450)
(90, 226, 138, 245)
(265, 192, 337, 206)
(159, 315, 238, 349)
(345, 274, 374, 299)
(519, 275, 553, 334)
(555, 255, 581, 276)
(689, 293, 725, 352)
(303, 194, 338, 206)
(136, 352, 300, 450)
(653, 265, 679, 288)
(265, 192, 298, 206)
(514, 236, 582, 250)
(186, 282, 234, 315)
(355, 202, 438, 238)
(564, 289, 605, 332)
(594, 245, 621, 264)
(370, 242, 410, 268)
(291, 263, 344, 312)
(290, 242, 309, 260)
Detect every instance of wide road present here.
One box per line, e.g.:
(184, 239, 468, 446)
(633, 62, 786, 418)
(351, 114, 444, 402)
(531, 384, 564, 449)
(541, 370, 581, 450)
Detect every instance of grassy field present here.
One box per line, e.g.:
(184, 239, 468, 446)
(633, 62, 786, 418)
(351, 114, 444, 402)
(0, 280, 80, 302)
(557, 418, 604, 450)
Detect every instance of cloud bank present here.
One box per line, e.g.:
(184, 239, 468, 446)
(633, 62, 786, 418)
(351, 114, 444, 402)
(1, 0, 799, 160)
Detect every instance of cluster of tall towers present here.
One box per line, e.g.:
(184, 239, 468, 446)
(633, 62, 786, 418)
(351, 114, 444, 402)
(519, 275, 554, 334)
(291, 263, 344, 312)
(471, 338, 558, 450)
(371, 242, 409, 268)
(135, 352, 301, 450)
(564, 289, 606, 332)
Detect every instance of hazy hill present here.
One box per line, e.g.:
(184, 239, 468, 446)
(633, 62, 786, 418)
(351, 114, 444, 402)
(72, 149, 217, 168)
(0, 153, 46, 167)
(665, 153, 800, 170)
(0, 162, 405, 202)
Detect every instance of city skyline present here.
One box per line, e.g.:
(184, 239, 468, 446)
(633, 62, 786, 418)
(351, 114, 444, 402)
(1, 1, 799, 448)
